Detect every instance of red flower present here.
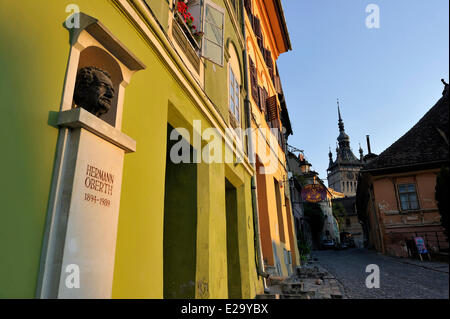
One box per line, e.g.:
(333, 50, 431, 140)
(177, 2, 187, 14)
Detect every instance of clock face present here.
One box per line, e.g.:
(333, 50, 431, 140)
(347, 172, 354, 179)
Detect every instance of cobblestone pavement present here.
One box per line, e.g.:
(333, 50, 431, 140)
(312, 248, 449, 299)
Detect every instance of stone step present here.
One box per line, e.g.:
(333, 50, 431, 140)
(255, 294, 280, 299)
(282, 282, 304, 293)
(280, 293, 312, 299)
(267, 276, 285, 286)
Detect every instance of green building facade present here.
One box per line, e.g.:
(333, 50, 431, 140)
(0, 0, 264, 298)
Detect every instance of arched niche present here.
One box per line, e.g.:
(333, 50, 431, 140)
(59, 12, 146, 129)
(226, 39, 243, 85)
(76, 46, 123, 126)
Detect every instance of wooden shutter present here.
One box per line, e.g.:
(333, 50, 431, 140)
(274, 75, 282, 94)
(244, 0, 252, 15)
(262, 88, 268, 114)
(253, 16, 260, 35)
(266, 95, 278, 121)
(249, 58, 258, 102)
(253, 17, 264, 52)
(257, 86, 264, 111)
(266, 50, 274, 81)
(202, 0, 225, 66)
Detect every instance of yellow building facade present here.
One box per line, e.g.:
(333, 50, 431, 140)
(243, 0, 300, 277)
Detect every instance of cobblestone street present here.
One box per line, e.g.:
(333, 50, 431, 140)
(312, 248, 449, 299)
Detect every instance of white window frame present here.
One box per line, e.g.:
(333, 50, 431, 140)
(201, 0, 225, 66)
(229, 66, 240, 122)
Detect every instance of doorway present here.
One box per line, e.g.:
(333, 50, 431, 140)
(163, 124, 197, 298)
(225, 178, 242, 298)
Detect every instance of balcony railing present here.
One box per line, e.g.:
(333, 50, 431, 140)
(172, 1, 202, 72)
(174, 8, 202, 51)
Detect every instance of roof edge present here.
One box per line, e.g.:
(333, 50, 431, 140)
(274, 0, 292, 51)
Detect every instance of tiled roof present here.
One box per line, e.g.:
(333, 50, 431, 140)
(364, 83, 449, 171)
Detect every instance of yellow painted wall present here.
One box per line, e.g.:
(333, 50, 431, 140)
(245, 0, 301, 275)
(0, 0, 263, 298)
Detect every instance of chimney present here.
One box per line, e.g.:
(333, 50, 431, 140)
(366, 135, 372, 154)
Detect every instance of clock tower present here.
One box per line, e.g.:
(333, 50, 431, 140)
(327, 100, 364, 196)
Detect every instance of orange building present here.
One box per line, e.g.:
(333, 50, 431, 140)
(357, 81, 449, 257)
(243, 0, 300, 277)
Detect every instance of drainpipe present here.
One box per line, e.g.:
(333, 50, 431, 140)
(240, 0, 269, 290)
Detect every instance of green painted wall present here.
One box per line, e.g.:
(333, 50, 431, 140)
(0, 1, 73, 298)
(0, 0, 263, 299)
(144, 0, 170, 31)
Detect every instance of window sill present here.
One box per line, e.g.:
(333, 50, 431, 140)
(399, 209, 422, 215)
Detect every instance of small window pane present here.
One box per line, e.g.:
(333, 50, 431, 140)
(229, 67, 240, 122)
(203, 40, 222, 64)
(409, 193, 418, 202)
(205, 5, 223, 28)
(410, 201, 419, 210)
(204, 23, 222, 46)
(401, 202, 408, 210)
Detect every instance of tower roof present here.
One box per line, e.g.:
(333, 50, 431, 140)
(328, 99, 362, 170)
(337, 99, 350, 144)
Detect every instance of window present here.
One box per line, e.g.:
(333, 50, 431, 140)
(202, 0, 225, 66)
(174, 0, 203, 50)
(346, 218, 351, 227)
(228, 43, 242, 128)
(398, 184, 419, 210)
(229, 67, 240, 122)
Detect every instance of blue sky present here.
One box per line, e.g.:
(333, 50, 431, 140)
(277, 0, 449, 184)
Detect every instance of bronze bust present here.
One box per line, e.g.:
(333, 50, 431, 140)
(74, 66, 115, 117)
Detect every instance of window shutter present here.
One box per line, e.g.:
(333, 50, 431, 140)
(249, 58, 258, 102)
(253, 16, 260, 35)
(266, 50, 274, 79)
(274, 75, 282, 94)
(266, 95, 278, 121)
(257, 86, 264, 111)
(253, 17, 264, 52)
(244, 0, 252, 15)
(202, 0, 225, 66)
(262, 88, 268, 114)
